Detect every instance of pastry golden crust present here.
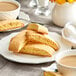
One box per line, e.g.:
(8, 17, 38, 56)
(26, 30, 59, 51)
(9, 30, 27, 52)
(26, 23, 48, 34)
(0, 20, 24, 31)
(20, 44, 55, 57)
(9, 23, 59, 57)
(44, 71, 62, 76)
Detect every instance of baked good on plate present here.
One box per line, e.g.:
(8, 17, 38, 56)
(44, 71, 62, 76)
(0, 20, 24, 31)
(26, 23, 48, 34)
(26, 30, 59, 51)
(20, 44, 55, 57)
(9, 30, 27, 52)
(9, 23, 59, 57)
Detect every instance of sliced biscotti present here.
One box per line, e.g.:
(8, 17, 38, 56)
(26, 30, 59, 51)
(0, 20, 24, 31)
(20, 44, 55, 57)
(26, 23, 48, 34)
(9, 30, 27, 52)
(44, 71, 62, 76)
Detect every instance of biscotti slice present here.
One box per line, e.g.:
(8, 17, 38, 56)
(26, 30, 59, 51)
(0, 20, 24, 31)
(44, 71, 62, 76)
(20, 44, 55, 57)
(9, 30, 27, 52)
(26, 23, 48, 34)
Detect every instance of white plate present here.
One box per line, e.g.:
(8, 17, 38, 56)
(0, 32, 71, 64)
(0, 11, 30, 32)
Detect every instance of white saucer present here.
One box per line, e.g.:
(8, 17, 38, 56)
(0, 32, 71, 64)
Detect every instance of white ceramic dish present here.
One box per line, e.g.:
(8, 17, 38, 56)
(55, 50, 76, 76)
(52, 2, 76, 27)
(0, 11, 30, 32)
(62, 22, 76, 48)
(0, 32, 71, 64)
(42, 50, 76, 76)
(0, 0, 20, 20)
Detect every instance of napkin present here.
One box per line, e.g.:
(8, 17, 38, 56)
(41, 63, 57, 72)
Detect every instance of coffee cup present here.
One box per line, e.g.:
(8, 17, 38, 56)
(0, 0, 20, 20)
(55, 50, 76, 76)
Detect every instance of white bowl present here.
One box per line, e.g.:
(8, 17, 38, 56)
(0, 0, 20, 20)
(55, 50, 76, 76)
